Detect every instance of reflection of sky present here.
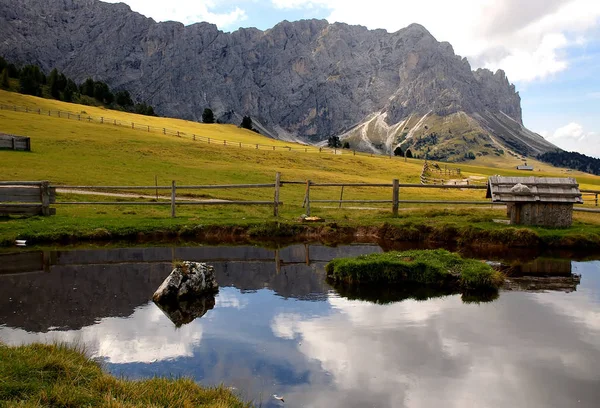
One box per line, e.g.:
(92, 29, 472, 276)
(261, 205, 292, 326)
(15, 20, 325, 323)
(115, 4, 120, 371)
(1, 262, 600, 408)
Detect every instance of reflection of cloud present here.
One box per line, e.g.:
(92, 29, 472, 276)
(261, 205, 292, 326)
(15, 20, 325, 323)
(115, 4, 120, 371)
(271, 313, 304, 340)
(215, 291, 248, 310)
(532, 262, 600, 347)
(0, 303, 202, 364)
(270, 290, 600, 408)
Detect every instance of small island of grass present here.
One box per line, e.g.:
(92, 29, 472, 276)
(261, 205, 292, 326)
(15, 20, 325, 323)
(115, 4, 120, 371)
(325, 249, 504, 291)
(0, 343, 249, 408)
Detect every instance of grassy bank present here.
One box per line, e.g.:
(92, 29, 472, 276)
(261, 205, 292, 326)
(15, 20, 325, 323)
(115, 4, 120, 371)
(326, 249, 504, 291)
(0, 343, 248, 407)
(1, 207, 599, 250)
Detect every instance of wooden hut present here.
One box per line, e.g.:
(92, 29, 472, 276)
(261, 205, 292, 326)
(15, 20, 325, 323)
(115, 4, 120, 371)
(487, 176, 582, 227)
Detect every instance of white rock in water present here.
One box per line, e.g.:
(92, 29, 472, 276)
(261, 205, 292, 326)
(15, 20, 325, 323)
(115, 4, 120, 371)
(153, 262, 218, 303)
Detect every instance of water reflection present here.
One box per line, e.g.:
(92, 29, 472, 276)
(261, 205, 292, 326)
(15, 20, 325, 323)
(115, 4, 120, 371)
(154, 292, 216, 327)
(0, 246, 599, 407)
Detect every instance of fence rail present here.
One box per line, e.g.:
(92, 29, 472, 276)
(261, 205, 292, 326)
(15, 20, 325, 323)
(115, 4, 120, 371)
(52, 173, 283, 218)
(4, 176, 599, 219)
(301, 180, 600, 216)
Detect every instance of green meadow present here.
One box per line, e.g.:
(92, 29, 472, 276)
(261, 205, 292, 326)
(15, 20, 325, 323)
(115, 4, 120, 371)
(0, 89, 599, 247)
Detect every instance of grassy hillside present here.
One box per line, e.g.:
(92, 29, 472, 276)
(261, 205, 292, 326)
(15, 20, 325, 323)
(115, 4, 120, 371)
(0, 90, 599, 246)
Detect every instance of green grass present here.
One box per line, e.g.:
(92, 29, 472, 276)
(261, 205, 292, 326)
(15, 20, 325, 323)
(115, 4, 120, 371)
(0, 90, 599, 248)
(0, 343, 249, 408)
(325, 249, 505, 291)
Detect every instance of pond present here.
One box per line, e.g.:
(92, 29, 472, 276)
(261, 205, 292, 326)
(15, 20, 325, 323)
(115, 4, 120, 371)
(1, 244, 599, 407)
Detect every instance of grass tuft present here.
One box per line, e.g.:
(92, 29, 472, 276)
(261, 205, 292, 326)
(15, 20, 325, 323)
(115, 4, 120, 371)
(325, 249, 504, 291)
(0, 342, 249, 407)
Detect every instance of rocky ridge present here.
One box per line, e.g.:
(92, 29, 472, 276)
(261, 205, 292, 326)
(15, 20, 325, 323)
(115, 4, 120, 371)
(0, 0, 558, 160)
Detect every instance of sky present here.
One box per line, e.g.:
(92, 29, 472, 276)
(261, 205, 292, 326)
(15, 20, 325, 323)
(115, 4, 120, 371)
(103, 0, 600, 157)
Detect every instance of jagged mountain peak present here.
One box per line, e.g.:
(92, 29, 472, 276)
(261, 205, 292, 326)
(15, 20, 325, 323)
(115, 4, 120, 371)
(0, 0, 557, 161)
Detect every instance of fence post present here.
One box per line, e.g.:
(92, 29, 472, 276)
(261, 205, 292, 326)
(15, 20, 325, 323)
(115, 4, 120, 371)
(305, 180, 311, 216)
(208, 138, 211, 144)
(163, 128, 166, 135)
(132, 122, 134, 129)
(239, 142, 242, 148)
(274, 172, 281, 217)
(40, 181, 51, 216)
(596, 193, 598, 207)
(148, 126, 150, 132)
(339, 186, 344, 209)
(392, 179, 399, 216)
(171, 180, 176, 218)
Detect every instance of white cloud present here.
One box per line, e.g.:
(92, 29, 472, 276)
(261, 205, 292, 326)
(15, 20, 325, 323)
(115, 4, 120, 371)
(0, 303, 203, 364)
(546, 122, 600, 157)
(270, 0, 600, 82)
(102, 0, 248, 29)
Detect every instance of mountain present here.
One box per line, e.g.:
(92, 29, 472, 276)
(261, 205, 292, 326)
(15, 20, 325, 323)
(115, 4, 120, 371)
(0, 0, 558, 161)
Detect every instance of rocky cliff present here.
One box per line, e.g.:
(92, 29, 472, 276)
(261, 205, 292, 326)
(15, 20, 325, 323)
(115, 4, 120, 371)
(0, 0, 557, 160)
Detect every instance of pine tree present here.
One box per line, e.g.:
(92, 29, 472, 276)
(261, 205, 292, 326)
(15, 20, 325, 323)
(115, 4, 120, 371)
(48, 68, 60, 99)
(0, 68, 9, 89)
(241, 116, 253, 130)
(202, 108, 215, 124)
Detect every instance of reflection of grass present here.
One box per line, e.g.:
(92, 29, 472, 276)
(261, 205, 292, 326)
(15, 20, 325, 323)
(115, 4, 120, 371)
(330, 281, 499, 304)
(0, 343, 249, 407)
(329, 281, 456, 304)
(326, 249, 504, 291)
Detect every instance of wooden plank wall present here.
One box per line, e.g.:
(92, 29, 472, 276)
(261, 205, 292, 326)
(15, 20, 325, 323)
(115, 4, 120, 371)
(0, 183, 56, 216)
(0, 133, 31, 151)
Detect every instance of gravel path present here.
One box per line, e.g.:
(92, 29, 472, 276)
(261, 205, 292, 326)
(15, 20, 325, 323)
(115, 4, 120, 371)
(56, 189, 228, 202)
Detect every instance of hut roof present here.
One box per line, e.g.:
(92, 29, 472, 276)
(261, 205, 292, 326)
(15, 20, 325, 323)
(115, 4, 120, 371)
(486, 176, 583, 203)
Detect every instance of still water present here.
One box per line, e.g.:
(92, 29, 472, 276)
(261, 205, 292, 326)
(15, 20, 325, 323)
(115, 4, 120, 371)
(0, 244, 599, 408)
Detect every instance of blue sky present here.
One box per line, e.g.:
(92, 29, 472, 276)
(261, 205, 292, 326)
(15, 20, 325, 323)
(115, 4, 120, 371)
(104, 0, 600, 156)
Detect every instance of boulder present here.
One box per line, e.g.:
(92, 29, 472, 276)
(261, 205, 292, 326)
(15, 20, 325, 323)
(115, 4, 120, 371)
(153, 261, 219, 327)
(153, 261, 218, 303)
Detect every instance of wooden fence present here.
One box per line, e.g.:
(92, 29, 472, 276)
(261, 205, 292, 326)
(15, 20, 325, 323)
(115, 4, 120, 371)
(0, 181, 56, 216)
(0, 133, 30, 151)
(3, 175, 599, 218)
(298, 181, 600, 216)
(53, 173, 283, 218)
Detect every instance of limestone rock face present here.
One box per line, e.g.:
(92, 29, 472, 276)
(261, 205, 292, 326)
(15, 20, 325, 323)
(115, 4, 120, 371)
(0, 0, 558, 158)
